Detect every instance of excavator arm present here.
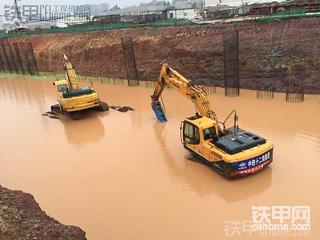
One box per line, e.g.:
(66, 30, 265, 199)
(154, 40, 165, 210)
(151, 63, 217, 122)
(62, 53, 79, 91)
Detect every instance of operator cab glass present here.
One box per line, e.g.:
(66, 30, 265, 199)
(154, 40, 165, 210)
(57, 84, 68, 93)
(183, 122, 200, 144)
(203, 127, 219, 143)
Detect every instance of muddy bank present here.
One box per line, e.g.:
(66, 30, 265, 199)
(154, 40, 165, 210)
(0, 186, 86, 240)
(8, 17, 320, 93)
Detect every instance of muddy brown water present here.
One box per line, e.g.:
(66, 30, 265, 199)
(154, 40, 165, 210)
(0, 77, 319, 240)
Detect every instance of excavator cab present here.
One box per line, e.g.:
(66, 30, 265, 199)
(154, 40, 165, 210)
(181, 120, 201, 145)
(203, 127, 219, 143)
(54, 80, 69, 93)
(181, 115, 218, 145)
(56, 83, 68, 93)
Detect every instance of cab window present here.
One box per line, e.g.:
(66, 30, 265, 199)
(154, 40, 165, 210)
(57, 84, 68, 93)
(183, 122, 200, 144)
(203, 127, 215, 140)
(203, 127, 219, 143)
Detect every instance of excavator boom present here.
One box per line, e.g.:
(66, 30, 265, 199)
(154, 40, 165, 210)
(62, 53, 79, 91)
(151, 63, 217, 122)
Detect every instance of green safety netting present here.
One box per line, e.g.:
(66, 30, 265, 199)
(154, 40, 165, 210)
(0, 19, 193, 39)
(256, 7, 320, 23)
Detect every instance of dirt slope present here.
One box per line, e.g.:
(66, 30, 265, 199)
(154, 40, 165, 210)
(10, 17, 320, 93)
(0, 186, 86, 240)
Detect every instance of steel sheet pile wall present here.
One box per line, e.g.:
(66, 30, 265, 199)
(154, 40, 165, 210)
(0, 39, 12, 73)
(0, 43, 4, 72)
(0, 39, 38, 75)
(121, 37, 139, 86)
(223, 31, 240, 96)
(13, 42, 25, 75)
(20, 43, 32, 74)
(4, 38, 18, 73)
(24, 42, 39, 75)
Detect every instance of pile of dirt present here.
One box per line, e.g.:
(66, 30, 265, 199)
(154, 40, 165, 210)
(9, 17, 320, 93)
(110, 106, 134, 112)
(0, 186, 86, 240)
(42, 111, 61, 119)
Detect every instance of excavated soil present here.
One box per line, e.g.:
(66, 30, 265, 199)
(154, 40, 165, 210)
(8, 17, 320, 93)
(0, 186, 86, 240)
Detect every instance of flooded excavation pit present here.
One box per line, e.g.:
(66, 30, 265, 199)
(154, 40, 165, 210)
(0, 76, 319, 240)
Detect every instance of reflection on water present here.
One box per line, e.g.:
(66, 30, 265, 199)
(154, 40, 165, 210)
(62, 114, 106, 146)
(0, 76, 48, 111)
(0, 77, 319, 240)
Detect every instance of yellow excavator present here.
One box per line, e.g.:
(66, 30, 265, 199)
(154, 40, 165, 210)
(151, 63, 273, 178)
(51, 53, 109, 120)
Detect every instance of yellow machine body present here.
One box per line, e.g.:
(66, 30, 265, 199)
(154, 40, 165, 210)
(52, 53, 108, 119)
(54, 79, 100, 112)
(181, 116, 273, 177)
(151, 63, 273, 177)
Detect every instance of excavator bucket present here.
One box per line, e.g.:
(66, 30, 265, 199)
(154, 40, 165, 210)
(152, 100, 167, 122)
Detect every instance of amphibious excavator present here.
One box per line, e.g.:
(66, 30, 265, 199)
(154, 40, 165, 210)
(51, 53, 109, 120)
(151, 63, 273, 178)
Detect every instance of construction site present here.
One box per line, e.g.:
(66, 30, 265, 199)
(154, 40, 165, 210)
(0, 0, 320, 239)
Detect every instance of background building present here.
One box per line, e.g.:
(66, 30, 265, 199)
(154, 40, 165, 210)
(167, 8, 199, 19)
